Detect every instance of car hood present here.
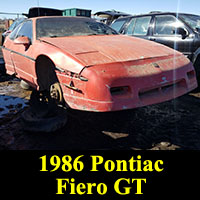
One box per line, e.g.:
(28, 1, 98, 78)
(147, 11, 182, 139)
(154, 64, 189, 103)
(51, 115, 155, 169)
(41, 35, 179, 67)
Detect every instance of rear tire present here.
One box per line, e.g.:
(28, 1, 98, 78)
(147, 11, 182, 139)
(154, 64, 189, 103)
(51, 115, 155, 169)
(21, 90, 67, 133)
(21, 106, 67, 133)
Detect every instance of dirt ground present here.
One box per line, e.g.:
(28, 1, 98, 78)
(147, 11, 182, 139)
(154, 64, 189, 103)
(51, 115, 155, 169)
(1, 52, 200, 150)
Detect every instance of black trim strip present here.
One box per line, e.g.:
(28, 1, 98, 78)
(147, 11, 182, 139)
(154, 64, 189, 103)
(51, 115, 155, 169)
(55, 66, 65, 73)
(1, 46, 36, 62)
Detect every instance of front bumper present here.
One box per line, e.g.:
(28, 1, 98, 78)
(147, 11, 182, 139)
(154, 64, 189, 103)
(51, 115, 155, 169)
(57, 55, 197, 112)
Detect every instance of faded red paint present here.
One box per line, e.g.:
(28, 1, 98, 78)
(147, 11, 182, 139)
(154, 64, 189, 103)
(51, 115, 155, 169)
(41, 35, 179, 68)
(2, 16, 197, 112)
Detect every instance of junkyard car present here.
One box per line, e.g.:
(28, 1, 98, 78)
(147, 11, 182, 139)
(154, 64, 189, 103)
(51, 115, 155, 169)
(110, 12, 200, 79)
(94, 10, 131, 25)
(2, 16, 197, 112)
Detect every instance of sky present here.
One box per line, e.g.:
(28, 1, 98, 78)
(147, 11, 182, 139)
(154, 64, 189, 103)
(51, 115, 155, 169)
(0, 0, 199, 19)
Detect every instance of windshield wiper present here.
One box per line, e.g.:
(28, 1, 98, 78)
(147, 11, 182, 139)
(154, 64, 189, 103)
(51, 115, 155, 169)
(49, 35, 59, 38)
(87, 33, 98, 36)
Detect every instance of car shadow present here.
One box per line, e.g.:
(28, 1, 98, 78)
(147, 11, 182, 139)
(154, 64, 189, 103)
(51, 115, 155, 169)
(17, 93, 200, 150)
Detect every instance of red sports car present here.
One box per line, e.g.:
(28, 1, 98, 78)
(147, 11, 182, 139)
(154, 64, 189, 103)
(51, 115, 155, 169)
(2, 16, 197, 112)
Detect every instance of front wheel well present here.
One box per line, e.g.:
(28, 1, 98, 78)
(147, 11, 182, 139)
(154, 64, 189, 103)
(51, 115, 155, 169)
(35, 55, 58, 91)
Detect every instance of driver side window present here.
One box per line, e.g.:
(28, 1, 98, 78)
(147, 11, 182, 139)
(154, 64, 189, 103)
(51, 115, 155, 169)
(154, 15, 185, 35)
(9, 24, 22, 40)
(15, 20, 33, 41)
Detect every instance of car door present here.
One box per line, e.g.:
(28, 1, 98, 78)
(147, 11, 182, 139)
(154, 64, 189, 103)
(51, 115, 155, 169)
(2, 24, 23, 75)
(150, 15, 194, 57)
(124, 16, 152, 40)
(10, 20, 35, 83)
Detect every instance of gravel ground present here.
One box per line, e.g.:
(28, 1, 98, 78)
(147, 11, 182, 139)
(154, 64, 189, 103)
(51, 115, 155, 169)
(0, 72, 200, 150)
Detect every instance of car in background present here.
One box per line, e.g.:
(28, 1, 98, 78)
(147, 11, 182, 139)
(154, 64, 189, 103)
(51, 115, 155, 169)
(111, 12, 200, 80)
(22, 7, 63, 18)
(2, 16, 197, 112)
(94, 10, 131, 25)
(1, 18, 25, 45)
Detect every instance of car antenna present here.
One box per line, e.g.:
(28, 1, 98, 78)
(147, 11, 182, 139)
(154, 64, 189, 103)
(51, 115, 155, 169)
(37, 0, 40, 16)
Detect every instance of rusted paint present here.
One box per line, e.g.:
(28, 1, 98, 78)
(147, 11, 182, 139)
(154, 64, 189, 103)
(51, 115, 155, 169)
(41, 35, 180, 68)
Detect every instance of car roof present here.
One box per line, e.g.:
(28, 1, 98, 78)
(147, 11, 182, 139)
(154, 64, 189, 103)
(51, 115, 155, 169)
(115, 11, 200, 20)
(23, 7, 63, 18)
(95, 10, 131, 17)
(30, 15, 95, 20)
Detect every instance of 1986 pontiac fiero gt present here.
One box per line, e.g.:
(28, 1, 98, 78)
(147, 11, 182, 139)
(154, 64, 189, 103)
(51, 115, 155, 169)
(2, 16, 197, 112)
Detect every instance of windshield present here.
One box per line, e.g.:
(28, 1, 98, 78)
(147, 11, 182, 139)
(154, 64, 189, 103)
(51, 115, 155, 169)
(36, 17, 118, 38)
(180, 14, 200, 32)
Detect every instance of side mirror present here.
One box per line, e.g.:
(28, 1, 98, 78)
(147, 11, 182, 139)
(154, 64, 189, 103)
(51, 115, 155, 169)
(5, 30, 11, 34)
(2, 30, 11, 37)
(176, 27, 188, 39)
(14, 36, 30, 46)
